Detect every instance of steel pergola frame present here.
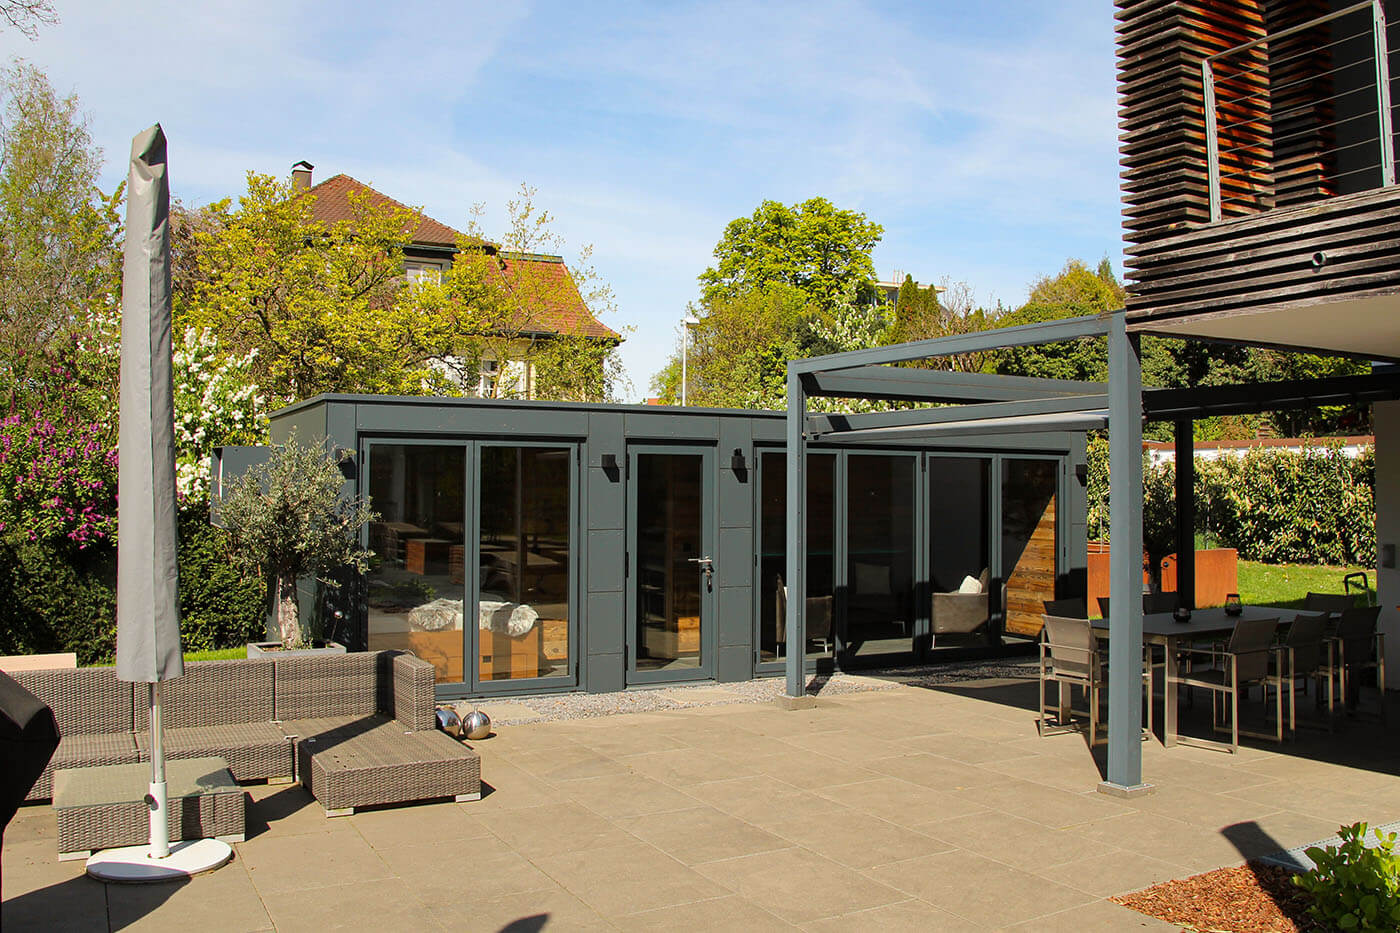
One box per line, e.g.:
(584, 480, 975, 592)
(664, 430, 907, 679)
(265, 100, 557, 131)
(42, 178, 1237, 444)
(783, 310, 1400, 796)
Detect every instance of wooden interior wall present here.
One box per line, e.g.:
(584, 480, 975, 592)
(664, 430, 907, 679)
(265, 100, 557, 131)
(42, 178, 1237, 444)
(1004, 494, 1057, 637)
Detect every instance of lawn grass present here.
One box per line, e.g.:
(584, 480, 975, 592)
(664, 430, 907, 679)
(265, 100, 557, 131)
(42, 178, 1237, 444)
(87, 646, 248, 667)
(1236, 559, 1373, 610)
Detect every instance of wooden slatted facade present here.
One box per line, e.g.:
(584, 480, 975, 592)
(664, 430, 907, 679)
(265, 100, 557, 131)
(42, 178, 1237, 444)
(1117, 0, 1400, 326)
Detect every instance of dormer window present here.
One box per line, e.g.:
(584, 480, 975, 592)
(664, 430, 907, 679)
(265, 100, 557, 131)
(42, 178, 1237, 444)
(404, 261, 443, 286)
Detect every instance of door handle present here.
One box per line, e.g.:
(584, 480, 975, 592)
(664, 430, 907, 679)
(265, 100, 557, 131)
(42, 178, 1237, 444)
(688, 556, 715, 590)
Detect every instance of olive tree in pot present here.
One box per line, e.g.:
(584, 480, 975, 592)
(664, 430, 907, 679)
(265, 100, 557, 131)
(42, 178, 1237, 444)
(220, 434, 376, 653)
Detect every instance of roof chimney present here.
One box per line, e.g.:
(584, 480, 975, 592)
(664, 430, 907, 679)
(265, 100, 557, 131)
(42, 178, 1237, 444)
(291, 160, 314, 191)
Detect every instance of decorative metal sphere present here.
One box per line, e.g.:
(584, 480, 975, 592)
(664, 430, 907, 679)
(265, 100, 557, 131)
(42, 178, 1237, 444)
(463, 709, 492, 740)
(435, 706, 462, 738)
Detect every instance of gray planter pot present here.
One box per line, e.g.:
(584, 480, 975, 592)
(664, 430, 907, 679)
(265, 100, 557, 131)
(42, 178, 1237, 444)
(246, 641, 347, 659)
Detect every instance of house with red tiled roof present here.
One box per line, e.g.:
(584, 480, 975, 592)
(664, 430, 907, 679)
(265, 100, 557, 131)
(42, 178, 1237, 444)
(292, 161, 619, 398)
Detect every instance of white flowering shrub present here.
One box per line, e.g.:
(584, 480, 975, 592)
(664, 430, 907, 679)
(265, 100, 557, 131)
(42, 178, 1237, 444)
(172, 327, 267, 499)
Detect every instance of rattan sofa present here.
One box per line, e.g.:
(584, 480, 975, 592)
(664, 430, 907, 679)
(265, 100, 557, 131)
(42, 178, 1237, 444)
(14, 651, 479, 814)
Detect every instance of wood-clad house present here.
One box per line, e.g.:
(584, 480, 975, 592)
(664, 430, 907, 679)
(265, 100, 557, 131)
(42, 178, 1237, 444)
(1115, 0, 1400, 350)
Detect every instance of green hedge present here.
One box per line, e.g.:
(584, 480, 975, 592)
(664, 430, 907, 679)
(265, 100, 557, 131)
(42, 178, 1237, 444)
(1087, 436, 1375, 567)
(0, 503, 266, 665)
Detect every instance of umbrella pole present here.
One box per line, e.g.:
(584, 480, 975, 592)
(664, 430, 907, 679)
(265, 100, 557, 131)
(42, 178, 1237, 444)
(148, 682, 169, 859)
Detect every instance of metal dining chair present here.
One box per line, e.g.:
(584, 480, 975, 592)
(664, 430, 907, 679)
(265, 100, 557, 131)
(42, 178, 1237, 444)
(1273, 611, 1331, 730)
(1171, 615, 1283, 752)
(1333, 605, 1385, 721)
(1038, 614, 1107, 744)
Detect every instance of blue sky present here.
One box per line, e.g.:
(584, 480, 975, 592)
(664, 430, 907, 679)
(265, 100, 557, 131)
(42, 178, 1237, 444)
(2, 0, 1123, 400)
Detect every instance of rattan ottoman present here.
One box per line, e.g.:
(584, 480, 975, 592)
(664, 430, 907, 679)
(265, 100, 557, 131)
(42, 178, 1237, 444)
(297, 723, 481, 816)
(52, 756, 246, 860)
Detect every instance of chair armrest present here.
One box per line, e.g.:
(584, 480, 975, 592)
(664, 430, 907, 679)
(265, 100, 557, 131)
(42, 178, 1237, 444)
(387, 652, 436, 732)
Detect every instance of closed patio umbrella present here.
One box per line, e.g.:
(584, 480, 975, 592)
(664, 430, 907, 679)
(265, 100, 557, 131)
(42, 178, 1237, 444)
(86, 125, 230, 881)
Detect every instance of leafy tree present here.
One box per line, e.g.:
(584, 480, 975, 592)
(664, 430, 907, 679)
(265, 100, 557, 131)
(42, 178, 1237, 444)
(986, 260, 1123, 383)
(219, 434, 375, 648)
(400, 185, 627, 402)
(887, 277, 1001, 371)
(698, 197, 883, 312)
(179, 172, 434, 406)
(651, 284, 814, 409)
(0, 1, 56, 39)
(0, 61, 122, 413)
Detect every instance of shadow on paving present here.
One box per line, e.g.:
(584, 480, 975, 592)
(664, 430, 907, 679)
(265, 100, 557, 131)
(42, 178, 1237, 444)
(1226, 820, 1318, 929)
(2, 871, 187, 932)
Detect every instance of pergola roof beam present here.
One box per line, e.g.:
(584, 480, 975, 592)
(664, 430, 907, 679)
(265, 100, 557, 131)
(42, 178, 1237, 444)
(801, 366, 1104, 402)
(789, 313, 1112, 374)
(822, 411, 1109, 443)
(1143, 371, 1400, 420)
(808, 393, 1111, 438)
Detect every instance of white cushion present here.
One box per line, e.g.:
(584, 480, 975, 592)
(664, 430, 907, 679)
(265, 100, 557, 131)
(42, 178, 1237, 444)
(957, 575, 982, 595)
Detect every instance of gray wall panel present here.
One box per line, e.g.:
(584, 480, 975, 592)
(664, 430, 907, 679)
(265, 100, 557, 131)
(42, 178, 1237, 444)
(588, 529, 626, 594)
(717, 586, 752, 647)
(623, 411, 721, 439)
(718, 461, 752, 530)
(717, 527, 753, 590)
(586, 652, 626, 694)
(585, 591, 626, 655)
(269, 404, 327, 446)
(715, 644, 752, 684)
(587, 466, 624, 532)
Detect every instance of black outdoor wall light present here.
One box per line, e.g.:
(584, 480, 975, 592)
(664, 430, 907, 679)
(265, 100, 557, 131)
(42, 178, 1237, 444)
(1075, 462, 1088, 486)
(731, 448, 747, 472)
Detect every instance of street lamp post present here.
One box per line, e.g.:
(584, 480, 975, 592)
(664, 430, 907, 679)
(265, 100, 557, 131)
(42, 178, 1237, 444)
(680, 314, 699, 406)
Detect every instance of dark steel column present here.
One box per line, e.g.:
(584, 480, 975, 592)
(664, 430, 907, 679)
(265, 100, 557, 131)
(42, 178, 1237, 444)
(1104, 313, 1147, 794)
(785, 369, 807, 698)
(1174, 419, 1195, 610)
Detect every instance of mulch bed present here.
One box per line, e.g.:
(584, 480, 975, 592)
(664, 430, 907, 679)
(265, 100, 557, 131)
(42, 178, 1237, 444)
(1112, 862, 1326, 933)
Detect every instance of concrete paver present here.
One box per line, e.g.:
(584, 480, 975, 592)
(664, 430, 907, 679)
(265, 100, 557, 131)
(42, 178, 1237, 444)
(5, 676, 1399, 931)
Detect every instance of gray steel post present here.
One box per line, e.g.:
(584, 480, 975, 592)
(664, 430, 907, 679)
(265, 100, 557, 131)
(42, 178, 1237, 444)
(1374, 0, 1395, 186)
(1174, 419, 1195, 610)
(785, 369, 807, 698)
(1105, 314, 1147, 794)
(1203, 59, 1222, 222)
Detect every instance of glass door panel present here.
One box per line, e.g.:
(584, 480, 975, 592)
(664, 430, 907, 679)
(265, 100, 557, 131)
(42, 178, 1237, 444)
(629, 449, 714, 682)
(929, 457, 994, 646)
(476, 446, 573, 683)
(842, 454, 917, 664)
(758, 451, 836, 664)
(364, 443, 466, 684)
(1002, 458, 1059, 640)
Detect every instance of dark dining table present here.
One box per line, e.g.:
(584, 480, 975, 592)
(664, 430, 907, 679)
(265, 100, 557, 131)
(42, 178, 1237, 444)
(1092, 606, 1298, 747)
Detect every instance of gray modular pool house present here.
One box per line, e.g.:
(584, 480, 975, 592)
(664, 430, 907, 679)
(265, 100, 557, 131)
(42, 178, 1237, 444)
(248, 393, 1089, 700)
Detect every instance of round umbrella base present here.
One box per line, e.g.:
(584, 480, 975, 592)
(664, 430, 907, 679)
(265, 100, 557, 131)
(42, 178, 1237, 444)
(86, 838, 232, 883)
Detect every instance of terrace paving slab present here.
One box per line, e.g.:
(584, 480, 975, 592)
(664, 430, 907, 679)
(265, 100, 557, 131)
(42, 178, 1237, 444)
(6, 675, 1399, 931)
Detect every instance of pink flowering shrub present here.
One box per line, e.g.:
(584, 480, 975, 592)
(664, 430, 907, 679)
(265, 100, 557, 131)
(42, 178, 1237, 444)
(0, 399, 118, 548)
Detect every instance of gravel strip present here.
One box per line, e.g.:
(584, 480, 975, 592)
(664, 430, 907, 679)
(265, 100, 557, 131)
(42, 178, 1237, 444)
(452, 659, 1038, 726)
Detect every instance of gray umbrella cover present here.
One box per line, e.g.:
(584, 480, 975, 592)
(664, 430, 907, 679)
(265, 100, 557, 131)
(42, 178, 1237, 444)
(116, 124, 183, 684)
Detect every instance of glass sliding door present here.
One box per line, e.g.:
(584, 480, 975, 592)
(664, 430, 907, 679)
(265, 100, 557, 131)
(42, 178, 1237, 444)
(928, 457, 995, 647)
(841, 453, 917, 665)
(364, 443, 467, 684)
(757, 451, 836, 665)
(628, 447, 715, 683)
(475, 445, 574, 685)
(1001, 458, 1059, 640)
